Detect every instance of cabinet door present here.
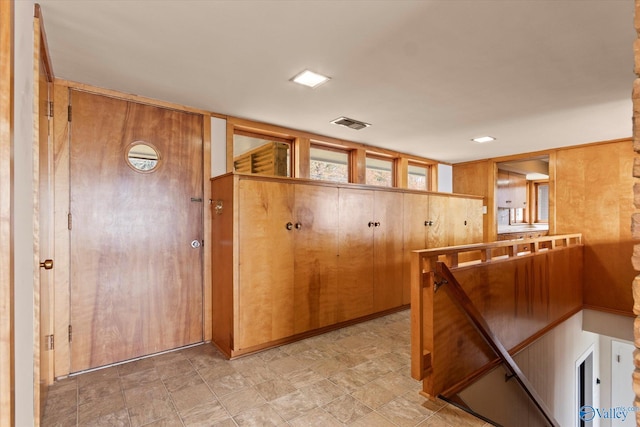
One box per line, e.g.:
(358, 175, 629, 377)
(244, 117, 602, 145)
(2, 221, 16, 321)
(337, 188, 374, 322)
(510, 173, 527, 208)
(293, 184, 339, 334)
(402, 193, 429, 304)
(427, 193, 451, 248)
(237, 179, 294, 349)
(497, 170, 510, 208)
(373, 191, 404, 311)
(450, 197, 483, 246)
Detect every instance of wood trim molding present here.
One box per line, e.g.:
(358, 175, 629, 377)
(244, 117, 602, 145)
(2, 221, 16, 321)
(33, 5, 52, 82)
(0, 1, 15, 425)
(54, 79, 215, 116)
(52, 84, 70, 379)
(202, 116, 212, 342)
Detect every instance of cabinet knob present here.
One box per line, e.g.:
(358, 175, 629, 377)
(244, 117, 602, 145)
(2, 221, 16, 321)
(368, 221, 374, 228)
(40, 259, 53, 270)
(295, 222, 302, 230)
(374, 222, 380, 227)
(286, 222, 293, 230)
(425, 220, 434, 226)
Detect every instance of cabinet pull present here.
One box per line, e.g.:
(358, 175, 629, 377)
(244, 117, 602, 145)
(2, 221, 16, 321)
(286, 222, 293, 230)
(374, 222, 381, 227)
(425, 220, 434, 226)
(368, 221, 374, 228)
(295, 222, 302, 230)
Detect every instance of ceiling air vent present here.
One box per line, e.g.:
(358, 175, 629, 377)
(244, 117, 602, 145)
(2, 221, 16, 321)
(330, 116, 371, 130)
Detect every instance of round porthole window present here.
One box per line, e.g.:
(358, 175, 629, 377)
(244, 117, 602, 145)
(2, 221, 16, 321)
(126, 142, 161, 173)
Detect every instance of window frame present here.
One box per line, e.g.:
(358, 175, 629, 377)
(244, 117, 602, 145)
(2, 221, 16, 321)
(365, 153, 396, 188)
(232, 128, 294, 177)
(407, 161, 430, 191)
(308, 143, 351, 184)
(534, 181, 549, 223)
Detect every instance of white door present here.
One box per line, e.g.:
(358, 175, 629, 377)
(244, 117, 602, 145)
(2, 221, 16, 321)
(611, 340, 635, 427)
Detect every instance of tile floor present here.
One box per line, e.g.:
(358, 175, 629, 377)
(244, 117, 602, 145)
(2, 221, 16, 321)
(42, 310, 491, 426)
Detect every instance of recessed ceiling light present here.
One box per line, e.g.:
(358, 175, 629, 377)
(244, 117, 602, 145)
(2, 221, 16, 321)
(471, 136, 496, 143)
(291, 69, 331, 88)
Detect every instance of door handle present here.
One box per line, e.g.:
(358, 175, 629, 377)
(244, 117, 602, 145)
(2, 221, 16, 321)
(40, 259, 53, 270)
(190, 240, 202, 249)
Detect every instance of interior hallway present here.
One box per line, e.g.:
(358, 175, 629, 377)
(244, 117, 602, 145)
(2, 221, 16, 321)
(41, 310, 490, 426)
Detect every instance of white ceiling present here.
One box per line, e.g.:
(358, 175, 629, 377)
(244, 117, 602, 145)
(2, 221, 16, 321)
(38, 0, 635, 164)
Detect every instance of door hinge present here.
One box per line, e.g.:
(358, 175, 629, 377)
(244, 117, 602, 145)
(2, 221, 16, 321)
(67, 105, 72, 122)
(68, 325, 72, 343)
(68, 213, 72, 230)
(46, 334, 54, 350)
(48, 101, 54, 117)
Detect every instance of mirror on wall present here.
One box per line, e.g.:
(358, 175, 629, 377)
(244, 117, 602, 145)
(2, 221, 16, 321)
(496, 155, 549, 240)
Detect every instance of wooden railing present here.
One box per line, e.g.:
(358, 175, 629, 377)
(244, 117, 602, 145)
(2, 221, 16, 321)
(411, 234, 583, 402)
(435, 262, 559, 426)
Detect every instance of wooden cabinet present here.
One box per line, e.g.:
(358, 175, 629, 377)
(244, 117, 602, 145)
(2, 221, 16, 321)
(449, 196, 484, 246)
(211, 173, 483, 357)
(237, 179, 295, 349)
(293, 184, 339, 334)
(372, 191, 404, 312)
(402, 193, 483, 304)
(337, 188, 403, 321)
(236, 179, 340, 349)
(497, 170, 527, 208)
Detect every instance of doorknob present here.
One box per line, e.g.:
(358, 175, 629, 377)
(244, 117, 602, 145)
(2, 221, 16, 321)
(40, 259, 53, 270)
(190, 240, 202, 249)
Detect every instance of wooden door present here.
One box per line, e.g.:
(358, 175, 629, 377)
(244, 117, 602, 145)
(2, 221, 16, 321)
(337, 188, 374, 321)
(373, 191, 404, 311)
(293, 184, 338, 334)
(69, 91, 203, 372)
(402, 193, 430, 304)
(450, 197, 477, 246)
(496, 170, 510, 208)
(427, 193, 451, 248)
(237, 179, 294, 349)
(510, 172, 527, 208)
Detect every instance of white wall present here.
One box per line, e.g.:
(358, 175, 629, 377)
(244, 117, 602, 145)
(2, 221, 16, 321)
(437, 163, 452, 192)
(13, 1, 35, 425)
(459, 311, 599, 426)
(210, 116, 227, 177)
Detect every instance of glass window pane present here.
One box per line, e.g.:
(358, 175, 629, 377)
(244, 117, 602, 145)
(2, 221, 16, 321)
(537, 183, 549, 222)
(309, 146, 349, 183)
(233, 133, 291, 177)
(366, 157, 393, 187)
(408, 164, 428, 190)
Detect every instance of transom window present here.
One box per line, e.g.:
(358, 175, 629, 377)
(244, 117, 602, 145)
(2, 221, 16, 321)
(366, 155, 394, 187)
(233, 130, 292, 177)
(408, 163, 429, 191)
(309, 145, 349, 183)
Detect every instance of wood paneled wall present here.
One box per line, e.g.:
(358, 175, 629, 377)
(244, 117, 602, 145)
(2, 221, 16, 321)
(555, 141, 634, 315)
(452, 139, 635, 316)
